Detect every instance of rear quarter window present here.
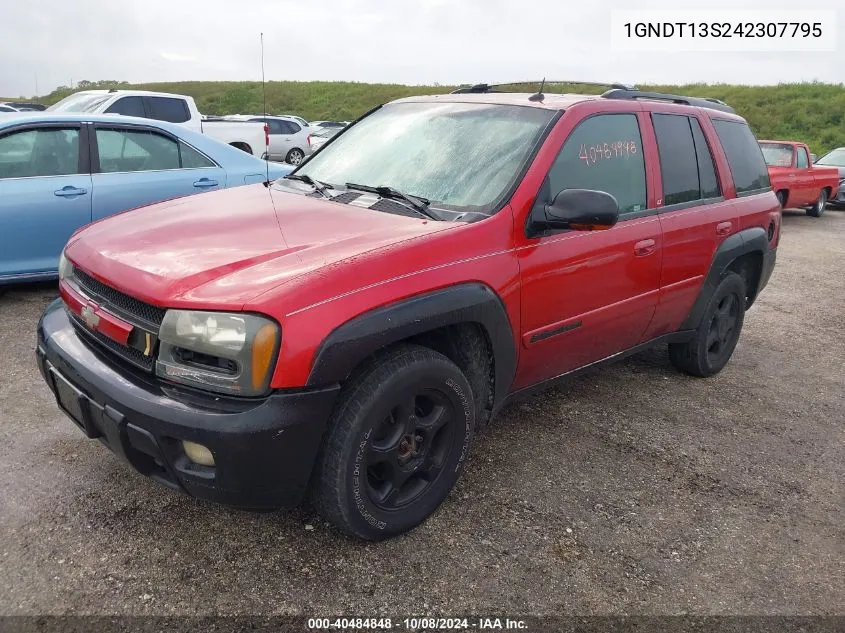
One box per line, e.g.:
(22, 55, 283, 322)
(712, 119, 771, 195)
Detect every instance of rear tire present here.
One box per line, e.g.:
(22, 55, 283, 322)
(806, 189, 827, 217)
(311, 345, 475, 540)
(776, 190, 788, 209)
(286, 148, 305, 165)
(669, 272, 746, 378)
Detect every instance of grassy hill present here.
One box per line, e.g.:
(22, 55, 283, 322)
(12, 79, 845, 154)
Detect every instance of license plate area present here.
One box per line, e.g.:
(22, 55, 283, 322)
(49, 366, 104, 439)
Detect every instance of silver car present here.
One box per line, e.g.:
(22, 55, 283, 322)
(231, 115, 312, 165)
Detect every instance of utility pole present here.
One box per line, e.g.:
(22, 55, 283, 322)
(34, 73, 38, 97)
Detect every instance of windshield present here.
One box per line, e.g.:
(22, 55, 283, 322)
(291, 102, 555, 213)
(816, 148, 845, 167)
(47, 93, 112, 113)
(759, 143, 794, 167)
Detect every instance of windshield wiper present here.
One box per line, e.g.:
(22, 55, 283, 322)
(285, 173, 332, 199)
(345, 183, 439, 220)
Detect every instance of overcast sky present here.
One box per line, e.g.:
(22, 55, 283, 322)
(1, 0, 843, 97)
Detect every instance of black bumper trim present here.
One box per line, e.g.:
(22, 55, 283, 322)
(37, 299, 340, 509)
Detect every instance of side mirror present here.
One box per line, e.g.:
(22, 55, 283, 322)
(810, 153, 818, 163)
(544, 189, 620, 231)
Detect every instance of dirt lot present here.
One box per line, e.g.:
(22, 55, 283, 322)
(0, 209, 842, 617)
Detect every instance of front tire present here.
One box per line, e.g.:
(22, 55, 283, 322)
(807, 189, 827, 217)
(669, 272, 746, 378)
(312, 345, 475, 540)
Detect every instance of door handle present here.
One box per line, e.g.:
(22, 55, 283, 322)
(716, 221, 733, 236)
(634, 238, 657, 257)
(54, 186, 87, 197)
(193, 178, 218, 188)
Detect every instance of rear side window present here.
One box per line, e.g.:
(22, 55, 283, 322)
(712, 120, 770, 195)
(652, 114, 700, 205)
(652, 114, 721, 205)
(147, 97, 190, 123)
(796, 147, 809, 168)
(105, 96, 146, 118)
(96, 128, 180, 172)
(547, 113, 647, 214)
(689, 118, 720, 199)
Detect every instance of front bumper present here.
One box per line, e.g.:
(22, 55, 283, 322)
(36, 299, 340, 509)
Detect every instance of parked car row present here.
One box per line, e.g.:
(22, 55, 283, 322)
(223, 113, 349, 164)
(0, 111, 290, 285)
(758, 140, 842, 217)
(46, 90, 268, 158)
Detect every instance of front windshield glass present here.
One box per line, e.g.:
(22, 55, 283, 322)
(816, 148, 845, 167)
(759, 143, 794, 167)
(47, 93, 111, 113)
(291, 102, 555, 213)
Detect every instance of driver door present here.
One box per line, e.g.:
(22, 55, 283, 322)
(513, 111, 662, 390)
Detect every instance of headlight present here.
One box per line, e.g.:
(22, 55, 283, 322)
(58, 250, 72, 280)
(155, 310, 280, 397)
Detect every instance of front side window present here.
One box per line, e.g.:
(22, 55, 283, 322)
(0, 127, 80, 178)
(759, 142, 794, 167)
(796, 147, 809, 168)
(105, 96, 146, 118)
(96, 128, 180, 173)
(148, 97, 190, 123)
(712, 120, 770, 194)
(293, 102, 555, 213)
(546, 113, 647, 214)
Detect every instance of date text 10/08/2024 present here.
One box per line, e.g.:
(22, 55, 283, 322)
(307, 617, 528, 630)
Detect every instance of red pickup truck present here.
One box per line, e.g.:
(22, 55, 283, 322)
(37, 86, 780, 540)
(758, 140, 840, 217)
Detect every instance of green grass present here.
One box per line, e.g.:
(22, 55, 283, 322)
(11, 79, 845, 155)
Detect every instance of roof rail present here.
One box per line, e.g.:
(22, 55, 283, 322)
(450, 80, 637, 94)
(601, 88, 735, 114)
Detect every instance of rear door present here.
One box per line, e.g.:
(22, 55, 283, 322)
(90, 124, 225, 221)
(643, 110, 737, 338)
(0, 123, 92, 279)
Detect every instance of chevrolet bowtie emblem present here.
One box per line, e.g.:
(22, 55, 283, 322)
(80, 305, 100, 330)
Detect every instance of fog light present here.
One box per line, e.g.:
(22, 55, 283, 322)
(182, 440, 215, 467)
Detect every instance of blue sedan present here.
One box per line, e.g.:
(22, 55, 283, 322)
(0, 113, 291, 285)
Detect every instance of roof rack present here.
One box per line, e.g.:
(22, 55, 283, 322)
(450, 80, 637, 94)
(601, 88, 735, 114)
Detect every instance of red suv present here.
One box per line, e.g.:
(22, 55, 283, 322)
(37, 84, 779, 540)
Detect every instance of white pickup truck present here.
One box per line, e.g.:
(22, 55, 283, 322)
(47, 90, 268, 157)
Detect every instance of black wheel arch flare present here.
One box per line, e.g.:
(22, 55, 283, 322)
(682, 226, 770, 330)
(306, 283, 517, 409)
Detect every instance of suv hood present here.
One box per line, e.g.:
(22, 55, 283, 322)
(66, 184, 457, 308)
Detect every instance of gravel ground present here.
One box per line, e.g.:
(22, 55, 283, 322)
(0, 208, 842, 617)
